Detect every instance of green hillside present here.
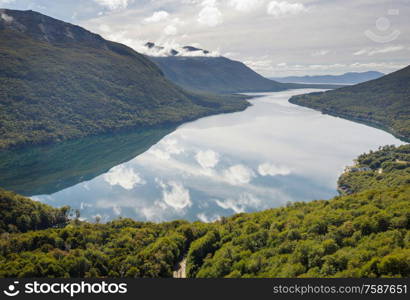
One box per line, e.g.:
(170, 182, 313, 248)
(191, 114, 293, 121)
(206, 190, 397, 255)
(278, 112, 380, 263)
(1, 145, 409, 278)
(149, 55, 342, 94)
(0, 9, 249, 150)
(289, 65, 410, 142)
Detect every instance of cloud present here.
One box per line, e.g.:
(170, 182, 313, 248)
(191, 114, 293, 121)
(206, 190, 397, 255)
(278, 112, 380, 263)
(258, 162, 291, 176)
(198, 0, 223, 27)
(164, 24, 178, 35)
(243, 57, 274, 73)
(353, 45, 405, 56)
(149, 148, 171, 160)
(112, 205, 122, 216)
(269, 61, 406, 76)
(195, 150, 219, 169)
(197, 213, 220, 223)
(93, 0, 134, 10)
(144, 10, 169, 23)
(222, 164, 255, 185)
(159, 181, 192, 211)
(162, 138, 185, 155)
(141, 41, 220, 57)
(215, 192, 261, 213)
(228, 0, 262, 11)
(267, 1, 306, 17)
(0, 12, 13, 23)
(80, 202, 93, 210)
(104, 165, 145, 190)
(312, 49, 329, 57)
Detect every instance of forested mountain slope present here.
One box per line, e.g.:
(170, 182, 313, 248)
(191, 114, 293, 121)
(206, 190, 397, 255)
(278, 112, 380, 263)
(146, 43, 342, 94)
(0, 9, 248, 150)
(289, 65, 410, 142)
(1, 145, 409, 278)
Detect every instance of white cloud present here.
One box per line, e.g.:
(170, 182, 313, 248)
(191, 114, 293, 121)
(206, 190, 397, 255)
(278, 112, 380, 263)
(258, 162, 291, 176)
(162, 138, 185, 155)
(104, 165, 145, 190)
(195, 150, 219, 169)
(144, 10, 169, 23)
(198, 0, 223, 27)
(164, 24, 178, 35)
(269, 61, 406, 76)
(197, 213, 220, 223)
(222, 164, 255, 185)
(80, 202, 93, 210)
(149, 148, 171, 160)
(159, 181, 192, 211)
(267, 1, 306, 17)
(215, 193, 261, 213)
(312, 49, 329, 57)
(112, 205, 122, 216)
(228, 0, 262, 11)
(354, 45, 405, 56)
(0, 12, 13, 23)
(93, 0, 134, 10)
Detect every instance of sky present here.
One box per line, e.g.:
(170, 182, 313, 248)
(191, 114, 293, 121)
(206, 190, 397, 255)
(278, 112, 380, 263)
(1, 0, 409, 76)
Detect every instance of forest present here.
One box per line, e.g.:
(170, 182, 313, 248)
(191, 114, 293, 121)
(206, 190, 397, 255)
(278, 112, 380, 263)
(289, 65, 410, 142)
(0, 145, 409, 278)
(0, 9, 249, 150)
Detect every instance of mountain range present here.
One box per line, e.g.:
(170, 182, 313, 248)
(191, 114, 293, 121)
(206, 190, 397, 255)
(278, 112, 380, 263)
(144, 43, 342, 94)
(0, 9, 249, 150)
(271, 71, 385, 85)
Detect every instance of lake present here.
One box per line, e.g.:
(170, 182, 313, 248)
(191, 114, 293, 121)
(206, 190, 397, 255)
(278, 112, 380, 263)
(1, 90, 404, 222)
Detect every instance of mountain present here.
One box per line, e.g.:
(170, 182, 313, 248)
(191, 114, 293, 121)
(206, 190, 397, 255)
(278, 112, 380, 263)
(272, 71, 385, 85)
(0, 144, 409, 277)
(289, 65, 410, 142)
(144, 43, 342, 94)
(0, 9, 249, 150)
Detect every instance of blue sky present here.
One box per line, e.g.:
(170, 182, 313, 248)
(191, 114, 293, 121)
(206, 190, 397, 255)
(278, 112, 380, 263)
(1, 0, 409, 76)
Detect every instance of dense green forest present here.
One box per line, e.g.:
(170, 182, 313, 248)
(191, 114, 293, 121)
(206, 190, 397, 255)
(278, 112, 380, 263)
(289, 65, 410, 142)
(338, 145, 410, 195)
(0, 9, 249, 150)
(1, 145, 409, 278)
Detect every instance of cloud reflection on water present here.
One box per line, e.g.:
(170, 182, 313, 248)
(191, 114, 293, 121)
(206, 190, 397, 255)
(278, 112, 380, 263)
(34, 90, 404, 222)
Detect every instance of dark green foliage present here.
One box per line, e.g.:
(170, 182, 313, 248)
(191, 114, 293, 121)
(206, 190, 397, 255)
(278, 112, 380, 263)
(186, 230, 220, 277)
(0, 189, 69, 233)
(289, 66, 410, 141)
(338, 145, 410, 195)
(0, 9, 249, 150)
(0, 144, 409, 279)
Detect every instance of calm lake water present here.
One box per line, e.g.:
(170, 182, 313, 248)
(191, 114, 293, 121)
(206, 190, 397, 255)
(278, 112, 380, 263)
(2, 90, 404, 222)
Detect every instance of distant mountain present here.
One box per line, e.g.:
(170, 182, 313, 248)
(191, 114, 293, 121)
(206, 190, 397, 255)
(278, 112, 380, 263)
(0, 9, 249, 150)
(144, 43, 342, 94)
(272, 71, 385, 85)
(289, 65, 410, 141)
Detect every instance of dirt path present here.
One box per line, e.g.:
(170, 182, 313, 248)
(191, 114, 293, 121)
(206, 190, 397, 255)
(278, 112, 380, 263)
(173, 258, 187, 278)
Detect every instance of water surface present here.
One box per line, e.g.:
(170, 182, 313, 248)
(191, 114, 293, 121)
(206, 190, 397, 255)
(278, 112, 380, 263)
(5, 90, 404, 222)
